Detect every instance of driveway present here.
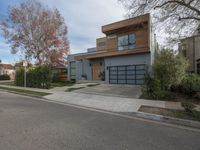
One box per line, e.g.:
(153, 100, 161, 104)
(73, 84, 142, 98)
(0, 91, 200, 150)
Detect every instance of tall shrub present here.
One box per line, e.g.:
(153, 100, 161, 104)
(15, 67, 24, 86)
(181, 74, 200, 96)
(153, 49, 188, 90)
(15, 65, 52, 89)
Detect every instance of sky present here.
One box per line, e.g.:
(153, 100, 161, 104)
(0, 0, 126, 64)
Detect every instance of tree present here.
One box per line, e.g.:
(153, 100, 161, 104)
(119, 0, 200, 46)
(0, 0, 69, 66)
(153, 48, 188, 90)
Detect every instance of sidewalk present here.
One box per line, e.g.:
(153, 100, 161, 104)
(0, 84, 199, 113)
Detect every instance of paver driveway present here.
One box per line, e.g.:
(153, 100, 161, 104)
(73, 84, 142, 98)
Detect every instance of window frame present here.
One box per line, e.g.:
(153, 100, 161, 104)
(117, 33, 136, 51)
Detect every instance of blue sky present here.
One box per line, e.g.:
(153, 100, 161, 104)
(0, 0, 126, 64)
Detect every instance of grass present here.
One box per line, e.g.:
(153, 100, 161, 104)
(65, 87, 85, 92)
(139, 106, 200, 122)
(140, 91, 200, 104)
(0, 86, 51, 97)
(50, 81, 75, 88)
(87, 83, 100, 87)
(0, 81, 15, 86)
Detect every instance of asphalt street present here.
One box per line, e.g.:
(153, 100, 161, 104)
(0, 91, 200, 150)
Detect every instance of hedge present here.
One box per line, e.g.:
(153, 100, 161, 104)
(15, 65, 52, 89)
(0, 74, 10, 80)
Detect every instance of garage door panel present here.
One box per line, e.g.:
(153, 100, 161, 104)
(109, 65, 145, 85)
(127, 75, 135, 80)
(127, 80, 136, 84)
(118, 80, 126, 84)
(136, 80, 144, 84)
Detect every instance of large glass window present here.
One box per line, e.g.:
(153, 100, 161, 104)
(118, 34, 136, 50)
(70, 61, 76, 80)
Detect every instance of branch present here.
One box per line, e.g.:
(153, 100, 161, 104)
(154, 0, 200, 16)
(179, 16, 200, 21)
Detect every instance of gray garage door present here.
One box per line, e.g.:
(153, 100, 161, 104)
(109, 65, 145, 85)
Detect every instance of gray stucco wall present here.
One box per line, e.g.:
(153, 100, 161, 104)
(104, 53, 151, 83)
(68, 53, 152, 83)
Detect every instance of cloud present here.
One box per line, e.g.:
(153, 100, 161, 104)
(39, 0, 126, 54)
(0, 38, 21, 64)
(0, 0, 126, 63)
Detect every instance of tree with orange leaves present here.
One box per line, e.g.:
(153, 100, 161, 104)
(0, 0, 69, 66)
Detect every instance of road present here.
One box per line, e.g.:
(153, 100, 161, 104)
(0, 91, 200, 150)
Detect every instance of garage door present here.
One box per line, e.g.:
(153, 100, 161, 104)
(109, 65, 145, 85)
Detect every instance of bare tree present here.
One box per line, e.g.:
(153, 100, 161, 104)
(119, 0, 200, 47)
(0, 0, 69, 66)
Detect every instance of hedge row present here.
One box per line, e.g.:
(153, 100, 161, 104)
(15, 65, 52, 89)
(0, 74, 10, 80)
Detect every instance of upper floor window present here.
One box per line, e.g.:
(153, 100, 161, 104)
(98, 42, 107, 47)
(118, 34, 136, 50)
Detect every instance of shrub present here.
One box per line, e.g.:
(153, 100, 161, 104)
(181, 102, 196, 113)
(15, 65, 52, 89)
(15, 68, 24, 86)
(0, 74, 10, 80)
(181, 74, 200, 97)
(143, 74, 166, 100)
(153, 49, 188, 90)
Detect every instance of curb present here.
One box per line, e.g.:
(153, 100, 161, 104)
(126, 111, 200, 129)
(1, 89, 200, 130)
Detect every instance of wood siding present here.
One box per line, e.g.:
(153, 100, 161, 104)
(96, 25, 149, 53)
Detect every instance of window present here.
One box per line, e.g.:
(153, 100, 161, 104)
(118, 34, 136, 50)
(98, 42, 107, 47)
(70, 61, 76, 80)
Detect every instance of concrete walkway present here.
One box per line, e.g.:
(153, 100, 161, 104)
(0, 84, 199, 113)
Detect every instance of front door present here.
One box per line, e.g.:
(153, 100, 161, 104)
(92, 63, 101, 80)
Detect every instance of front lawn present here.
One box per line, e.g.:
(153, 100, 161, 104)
(139, 106, 200, 122)
(0, 81, 15, 86)
(50, 81, 75, 88)
(0, 86, 51, 97)
(65, 87, 85, 92)
(140, 91, 200, 105)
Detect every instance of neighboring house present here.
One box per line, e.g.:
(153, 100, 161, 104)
(68, 14, 154, 84)
(179, 34, 200, 74)
(0, 64, 16, 80)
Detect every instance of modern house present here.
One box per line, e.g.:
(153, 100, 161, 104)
(68, 14, 154, 84)
(179, 28, 200, 74)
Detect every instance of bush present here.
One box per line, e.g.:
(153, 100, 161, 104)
(181, 74, 200, 97)
(153, 49, 188, 90)
(181, 102, 196, 113)
(143, 74, 166, 100)
(15, 65, 52, 89)
(0, 74, 10, 80)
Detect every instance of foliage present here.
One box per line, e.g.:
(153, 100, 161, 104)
(181, 74, 200, 97)
(143, 48, 188, 100)
(98, 71, 105, 81)
(119, 0, 200, 45)
(143, 74, 166, 100)
(153, 49, 188, 90)
(15, 65, 52, 89)
(0, 74, 10, 80)
(0, 0, 69, 66)
(181, 102, 196, 113)
(81, 74, 87, 80)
